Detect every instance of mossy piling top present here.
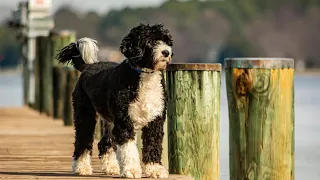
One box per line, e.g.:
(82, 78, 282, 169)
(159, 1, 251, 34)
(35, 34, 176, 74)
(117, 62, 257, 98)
(224, 57, 294, 69)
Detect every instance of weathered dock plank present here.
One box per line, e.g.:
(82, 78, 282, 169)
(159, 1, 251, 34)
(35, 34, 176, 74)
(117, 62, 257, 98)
(0, 107, 191, 180)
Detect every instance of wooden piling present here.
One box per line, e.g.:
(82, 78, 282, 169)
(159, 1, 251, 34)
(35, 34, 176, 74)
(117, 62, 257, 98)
(51, 30, 76, 67)
(37, 36, 54, 116)
(94, 116, 103, 140)
(166, 63, 221, 180)
(63, 68, 77, 126)
(33, 38, 41, 111)
(53, 66, 67, 120)
(51, 30, 76, 120)
(224, 58, 295, 180)
(22, 56, 30, 107)
(52, 66, 61, 119)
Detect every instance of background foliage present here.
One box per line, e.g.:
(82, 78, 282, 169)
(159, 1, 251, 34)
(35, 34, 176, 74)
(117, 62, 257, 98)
(1, 0, 320, 68)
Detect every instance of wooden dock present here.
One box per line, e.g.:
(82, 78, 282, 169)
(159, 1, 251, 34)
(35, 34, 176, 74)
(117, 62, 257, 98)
(0, 107, 191, 180)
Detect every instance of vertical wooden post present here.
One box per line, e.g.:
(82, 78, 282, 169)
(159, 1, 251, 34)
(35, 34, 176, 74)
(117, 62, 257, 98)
(45, 36, 54, 116)
(37, 36, 53, 116)
(61, 31, 77, 125)
(55, 67, 67, 120)
(51, 30, 76, 120)
(94, 116, 103, 140)
(63, 68, 77, 126)
(162, 72, 169, 169)
(52, 62, 60, 118)
(33, 37, 41, 111)
(224, 58, 295, 180)
(51, 30, 76, 67)
(22, 55, 30, 107)
(167, 63, 221, 180)
(51, 32, 63, 119)
(51, 32, 61, 68)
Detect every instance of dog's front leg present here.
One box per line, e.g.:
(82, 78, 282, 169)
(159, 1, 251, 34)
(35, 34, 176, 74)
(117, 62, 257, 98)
(114, 120, 142, 178)
(141, 116, 169, 178)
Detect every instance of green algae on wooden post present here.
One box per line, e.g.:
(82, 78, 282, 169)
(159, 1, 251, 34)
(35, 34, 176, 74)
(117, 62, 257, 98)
(33, 37, 41, 111)
(22, 49, 30, 107)
(54, 66, 67, 120)
(167, 63, 221, 180)
(224, 58, 295, 180)
(51, 30, 76, 67)
(51, 30, 76, 120)
(63, 68, 77, 126)
(37, 36, 54, 116)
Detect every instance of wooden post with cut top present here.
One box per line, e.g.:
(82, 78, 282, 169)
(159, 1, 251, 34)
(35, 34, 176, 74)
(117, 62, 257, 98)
(51, 30, 76, 122)
(36, 36, 54, 116)
(63, 68, 77, 126)
(166, 63, 221, 180)
(224, 58, 295, 180)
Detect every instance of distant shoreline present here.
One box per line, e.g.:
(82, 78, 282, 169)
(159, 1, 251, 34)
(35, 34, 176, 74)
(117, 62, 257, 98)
(0, 67, 320, 76)
(295, 69, 320, 76)
(0, 68, 22, 75)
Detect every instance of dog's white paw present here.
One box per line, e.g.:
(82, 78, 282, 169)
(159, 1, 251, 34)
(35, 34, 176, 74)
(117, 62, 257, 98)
(102, 162, 120, 175)
(118, 140, 142, 178)
(145, 163, 169, 178)
(73, 165, 93, 176)
(102, 165, 120, 175)
(100, 150, 120, 175)
(121, 166, 142, 178)
(72, 151, 93, 175)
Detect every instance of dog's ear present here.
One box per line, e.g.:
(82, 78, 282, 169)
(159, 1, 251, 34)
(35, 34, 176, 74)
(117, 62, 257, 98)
(151, 24, 173, 46)
(120, 23, 149, 59)
(120, 37, 138, 59)
(120, 39, 144, 60)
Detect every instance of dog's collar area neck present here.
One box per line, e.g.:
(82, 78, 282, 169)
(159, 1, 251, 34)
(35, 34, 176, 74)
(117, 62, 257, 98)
(126, 59, 154, 74)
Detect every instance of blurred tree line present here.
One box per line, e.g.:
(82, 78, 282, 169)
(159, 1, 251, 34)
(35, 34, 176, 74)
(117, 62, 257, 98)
(0, 26, 21, 68)
(1, 0, 320, 68)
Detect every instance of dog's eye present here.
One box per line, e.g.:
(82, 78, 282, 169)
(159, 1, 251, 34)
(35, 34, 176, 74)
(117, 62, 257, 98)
(171, 53, 174, 57)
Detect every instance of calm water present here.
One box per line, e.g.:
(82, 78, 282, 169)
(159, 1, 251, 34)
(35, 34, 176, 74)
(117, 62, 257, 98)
(0, 72, 319, 179)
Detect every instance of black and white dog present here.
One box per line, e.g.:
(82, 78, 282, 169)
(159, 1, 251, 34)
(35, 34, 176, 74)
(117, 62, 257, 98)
(56, 23, 173, 178)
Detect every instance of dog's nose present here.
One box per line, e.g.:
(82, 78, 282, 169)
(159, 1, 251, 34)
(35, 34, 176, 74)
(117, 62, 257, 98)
(162, 50, 170, 57)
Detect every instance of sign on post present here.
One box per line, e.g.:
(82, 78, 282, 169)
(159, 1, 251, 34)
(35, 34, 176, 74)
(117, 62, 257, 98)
(8, 0, 55, 105)
(28, 0, 52, 11)
(27, 0, 54, 37)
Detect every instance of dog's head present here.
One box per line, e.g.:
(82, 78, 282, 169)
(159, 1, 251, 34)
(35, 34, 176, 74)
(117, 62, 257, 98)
(120, 23, 173, 71)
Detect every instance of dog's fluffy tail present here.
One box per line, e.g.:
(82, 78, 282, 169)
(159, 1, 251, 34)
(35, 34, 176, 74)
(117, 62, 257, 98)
(55, 37, 99, 71)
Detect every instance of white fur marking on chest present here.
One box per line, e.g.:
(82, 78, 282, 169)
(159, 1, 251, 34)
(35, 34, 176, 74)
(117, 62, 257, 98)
(128, 72, 164, 130)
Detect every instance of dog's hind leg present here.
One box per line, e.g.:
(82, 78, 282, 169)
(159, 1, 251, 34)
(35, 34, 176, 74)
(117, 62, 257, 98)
(71, 87, 97, 175)
(141, 116, 169, 178)
(98, 118, 120, 175)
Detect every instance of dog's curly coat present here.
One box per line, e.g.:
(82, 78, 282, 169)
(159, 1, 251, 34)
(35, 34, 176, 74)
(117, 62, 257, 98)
(56, 23, 173, 178)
